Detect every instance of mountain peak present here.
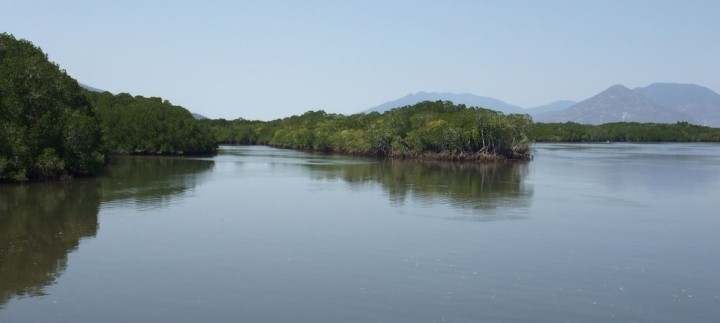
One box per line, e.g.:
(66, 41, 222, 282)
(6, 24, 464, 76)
(634, 83, 720, 103)
(536, 84, 686, 124)
(606, 84, 630, 91)
(640, 82, 704, 90)
(634, 83, 720, 126)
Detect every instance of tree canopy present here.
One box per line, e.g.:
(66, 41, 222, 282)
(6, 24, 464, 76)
(87, 91, 217, 155)
(0, 33, 104, 181)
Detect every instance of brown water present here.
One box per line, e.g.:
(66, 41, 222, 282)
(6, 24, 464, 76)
(1, 143, 719, 322)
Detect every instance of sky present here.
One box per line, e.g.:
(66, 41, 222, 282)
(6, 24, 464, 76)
(2, 0, 719, 120)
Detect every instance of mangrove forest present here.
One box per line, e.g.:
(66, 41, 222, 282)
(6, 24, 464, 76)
(0, 33, 105, 181)
(5, 32, 720, 183)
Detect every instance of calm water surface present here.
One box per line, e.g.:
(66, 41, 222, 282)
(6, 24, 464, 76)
(1, 143, 719, 322)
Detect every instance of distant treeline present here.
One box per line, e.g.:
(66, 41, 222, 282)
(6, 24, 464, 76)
(529, 122, 720, 142)
(202, 101, 533, 161)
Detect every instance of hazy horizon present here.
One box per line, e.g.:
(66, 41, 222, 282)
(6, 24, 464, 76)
(2, 0, 718, 120)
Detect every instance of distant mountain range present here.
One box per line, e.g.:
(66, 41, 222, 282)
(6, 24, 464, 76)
(366, 92, 526, 115)
(366, 83, 720, 127)
(534, 85, 687, 124)
(79, 83, 104, 93)
(527, 100, 577, 115)
(633, 83, 720, 126)
(536, 83, 720, 126)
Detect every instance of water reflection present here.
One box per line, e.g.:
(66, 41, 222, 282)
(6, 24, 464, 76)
(534, 143, 720, 195)
(220, 146, 533, 219)
(0, 156, 214, 308)
(0, 180, 100, 308)
(305, 159, 533, 219)
(101, 156, 214, 210)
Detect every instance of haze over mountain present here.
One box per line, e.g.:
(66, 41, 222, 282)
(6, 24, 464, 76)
(362, 83, 720, 127)
(526, 100, 577, 117)
(633, 83, 720, 126)
(535, 85, 688, 124)
(536, 83, 720, 126)
(192, 113, 208, 120)
(79, 83, 104, 93)
(366, 92, 526, 115)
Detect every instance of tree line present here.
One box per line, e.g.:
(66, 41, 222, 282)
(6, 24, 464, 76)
(529, 122, 720, 142)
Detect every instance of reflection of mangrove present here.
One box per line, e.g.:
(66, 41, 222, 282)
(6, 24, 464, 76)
(101, 156, 214, 208)
(0, 180, 101, 308)
(306, 160, 532, 216)
(0, 156, 214, 308)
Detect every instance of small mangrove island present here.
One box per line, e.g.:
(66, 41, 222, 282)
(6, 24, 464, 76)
(202, 101, 533, 162)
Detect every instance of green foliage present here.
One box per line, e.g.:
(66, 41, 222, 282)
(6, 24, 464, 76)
(88, 92, 217, 155)
(202, 101, 533, 161)
(0, 33, 104, 181)
(529, 122, 720, 142)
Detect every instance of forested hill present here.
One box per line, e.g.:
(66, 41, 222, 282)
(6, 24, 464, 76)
(0, 33, 216, 182)
(203, 101, 533, 161)
(0, 33, 105, 181)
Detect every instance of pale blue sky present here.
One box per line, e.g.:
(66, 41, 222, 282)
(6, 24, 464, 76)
(2, 0, 719, 120)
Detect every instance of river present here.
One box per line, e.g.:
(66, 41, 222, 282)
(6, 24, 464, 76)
(1, 143, 719, 322)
